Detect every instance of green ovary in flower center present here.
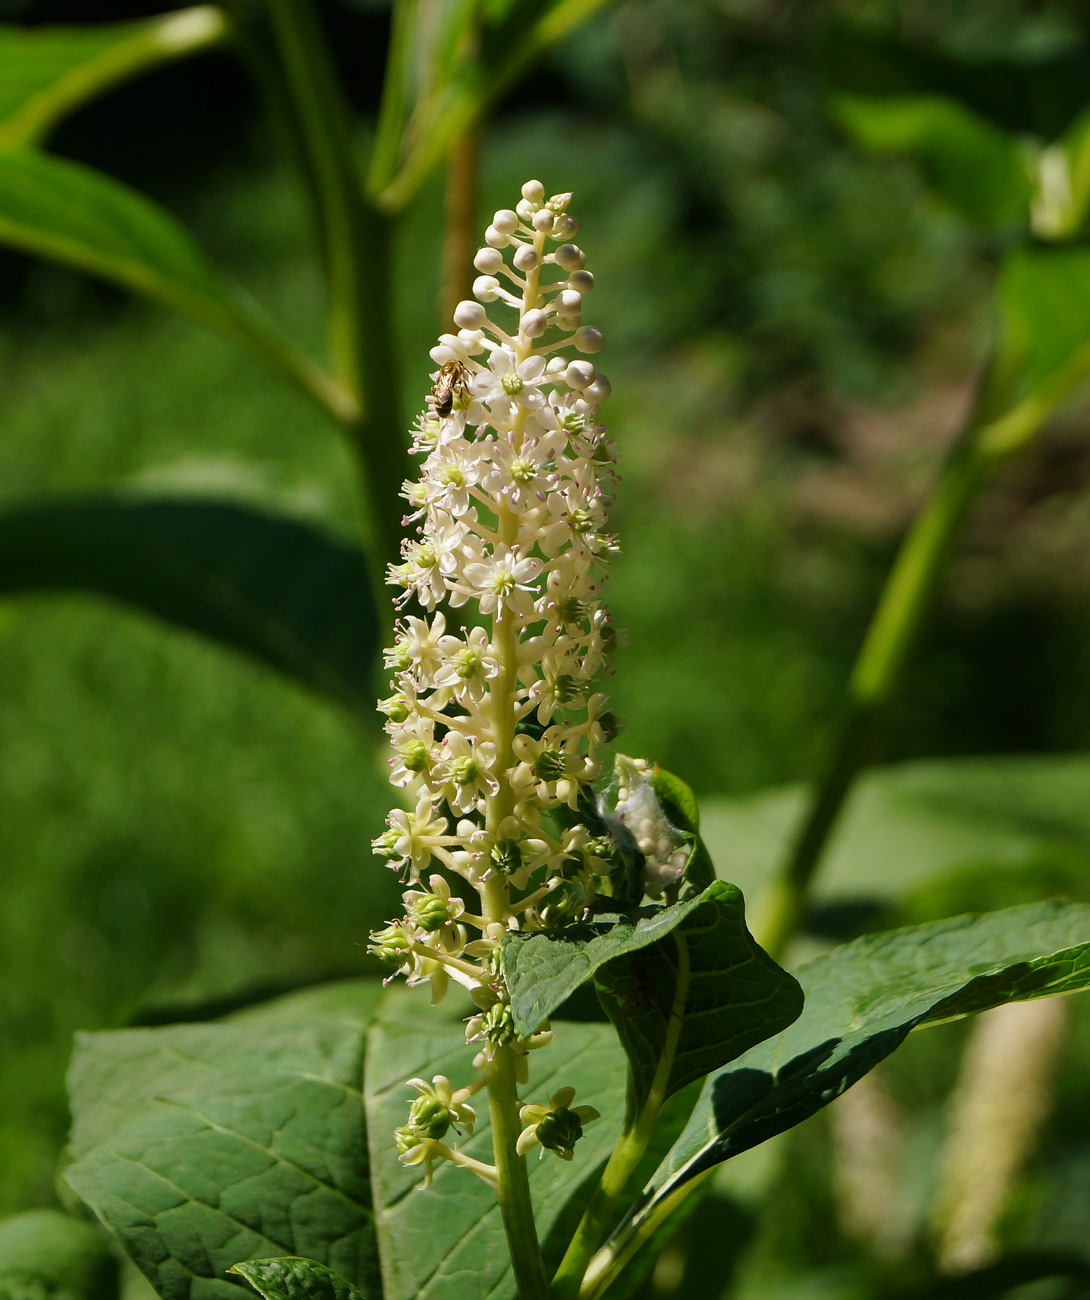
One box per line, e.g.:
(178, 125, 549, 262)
(502, 372, 524, 395)
(534, 747, 566, 781)
(450, 755, 479, 786)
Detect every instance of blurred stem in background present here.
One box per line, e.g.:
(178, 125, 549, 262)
(264, 0, 408, 588)
(441, 127, 479, 329)
(757, 360, 1052, 959)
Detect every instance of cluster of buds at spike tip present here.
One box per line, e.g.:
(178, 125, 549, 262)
(369, 180, 617, 1180)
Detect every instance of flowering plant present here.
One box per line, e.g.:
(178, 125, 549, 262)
(10, 3, 1090, 1293)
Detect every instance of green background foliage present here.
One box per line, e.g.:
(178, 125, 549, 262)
(8, 0, 1090, 1298)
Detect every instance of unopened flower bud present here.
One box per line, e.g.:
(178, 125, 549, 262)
(522, 308, 548, 338)
(484, 225, 509, 248)
(516, 198, 536, 220)
(454, 300, 486, 329)
(554, 244, 585, 271)
(568, 270, 594, 294)
(493, 208, 519, 234)
(554, 213, 580, 239)
(532, 208, 555, 232)
(474, 246, 503, 273)
(565, 360, 596, 391)
(513, 245, 540, 272)
(521, 179, 545, 205)
(548, 192, 573, 212)
(574, 327, 603, 354)
(473, 276, 502, 302)
(556, 289, 582, 314)
(584, 374, 611, 403)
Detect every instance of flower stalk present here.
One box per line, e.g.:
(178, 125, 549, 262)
(370, 180, 612, 1296)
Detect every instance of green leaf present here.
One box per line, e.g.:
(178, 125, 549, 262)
(64, 1007, 382, 1300)
(363, 987, 627, 1300)
(501, 890, 720, 1039)
(593, 882, 803, 1115)
(0, 495, 377, 714)
(617, 901, 1090, 1252)
(701, 754, 1090, 923)
(0, 1211, 117, 1300)
(832, 93, 1031, 226)
(0, 150, 353, 421)
(985, 245, 1090, 425)
(0, 9, 227, 151)
(230, 1258, 364, 1300)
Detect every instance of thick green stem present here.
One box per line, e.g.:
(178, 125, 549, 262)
(263, 0, 409, 583)
(488, 1048, 550, 1300)
(552, 936, 690, 1298)
(758, 385, 1007, 960)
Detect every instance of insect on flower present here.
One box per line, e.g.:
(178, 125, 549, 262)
(432, 359, 470, 417)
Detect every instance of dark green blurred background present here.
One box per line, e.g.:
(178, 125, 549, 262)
(4, 0, 1090, 1256)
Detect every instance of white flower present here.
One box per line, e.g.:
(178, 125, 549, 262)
(473, 350, 549, 419)
(461, 545, 543, 619)
(433, 626, 499, 702)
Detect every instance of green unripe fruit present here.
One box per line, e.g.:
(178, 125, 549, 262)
(409, 895, 452, 932)
(397, 739, 429, 773)
(490, 840, 522, 874)
(534, 748, 566, 781)
(407, 1095, 451, 1141)
(536, 1107, 584, 1159)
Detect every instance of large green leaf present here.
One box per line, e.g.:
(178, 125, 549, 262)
(0, 10, 227, 151)
(501, 892, 716, 1039)
(609, 901, 1090, 1264)
(0, 151, 351, 420)
(0, 1210, 117, 1300)
(986, 246, 1090, 427)
(64, 991, 383, 1300)
(364, 987, 627, 1300)
(0, 495, 377, 713)
(832, 93, 1031, 226)
(593, 882, 803, 1114)
(701, 754, 1090, 923)
(230, 1258, 364, 1300)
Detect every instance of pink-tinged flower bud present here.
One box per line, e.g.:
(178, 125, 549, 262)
(454, 300, 486, 329)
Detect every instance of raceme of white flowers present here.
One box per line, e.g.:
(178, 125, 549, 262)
(369, 180, 612, 1184)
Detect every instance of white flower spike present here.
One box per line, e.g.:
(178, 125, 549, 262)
(369, 181, 615, 1182)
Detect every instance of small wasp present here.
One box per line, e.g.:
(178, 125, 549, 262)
(432, 360, 470, 418)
